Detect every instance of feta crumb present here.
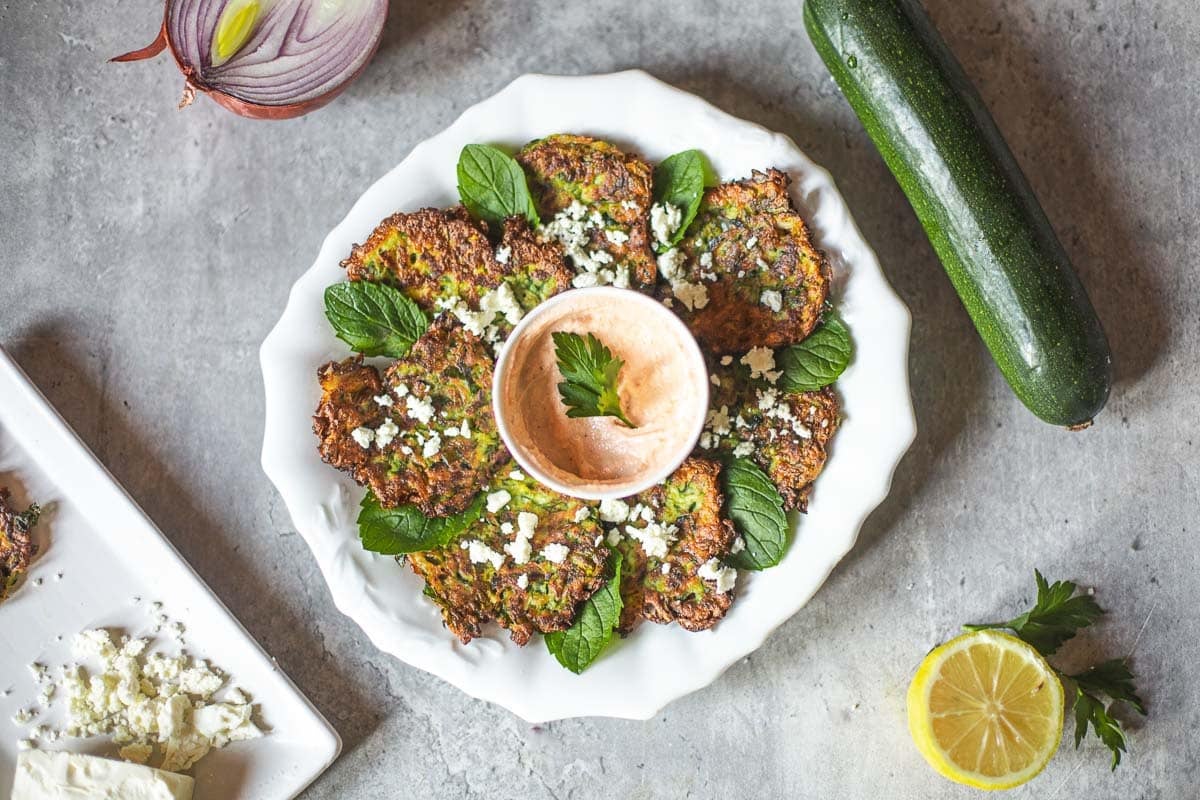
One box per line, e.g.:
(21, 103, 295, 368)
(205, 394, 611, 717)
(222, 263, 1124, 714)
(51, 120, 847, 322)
(625, 521, 678, 559)
(349, 426, 375, 451)
(705, 405, 732, 436)
(494, 245, 512, 264)
(372, 394, 394, 407)
(755, 257, 770, 271)
(720, 355, 733, 366)
(605, 528, 622, 547)
(698, 559, 737, 593)
(406, 395, 435, 424)
(661, 563, 671, 575)
(459, 419, 472, 439)
(731, 536, 746, 554)
(699, 251, 713, 268)
(672, 280, 709, 311)
(605, 228, 630, 245)
(504, 511, 538, 565)
(598, 498, 631, 524)
(741, 347, 777, 380)
(421, 433, 442, 458)
(760, 289, 783, 313)
(461, 540, 504, 569)
(540, 543, 570, 564)
(374, 418, 400, 448)
(656, 247, 686, 282)
(509, 469, 524, 481)
(732, 441, 755, 458)
(710, 374, 721, 387)
(516, 574, 529, 590)
(486, 490, 512, 513)
(393, 383, 410, 398)
(573, 507, 591, 523)
(650, 202, 683, 247)
(500, 522, 514, 535)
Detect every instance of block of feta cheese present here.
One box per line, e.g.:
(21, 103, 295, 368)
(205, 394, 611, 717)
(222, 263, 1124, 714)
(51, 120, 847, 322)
(11, 750, 194, 800)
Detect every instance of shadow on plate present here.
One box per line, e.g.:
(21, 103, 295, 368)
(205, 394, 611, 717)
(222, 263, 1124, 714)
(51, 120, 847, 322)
(8, 324, 382, 755)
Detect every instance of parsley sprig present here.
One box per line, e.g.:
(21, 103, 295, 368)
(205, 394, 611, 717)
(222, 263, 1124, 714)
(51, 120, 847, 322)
(965, 570, 1145, 769)
(552, 331, 636, 428)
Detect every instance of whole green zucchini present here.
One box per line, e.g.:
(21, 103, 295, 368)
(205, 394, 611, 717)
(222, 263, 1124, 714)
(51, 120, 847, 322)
(804, 0, 1111, 427)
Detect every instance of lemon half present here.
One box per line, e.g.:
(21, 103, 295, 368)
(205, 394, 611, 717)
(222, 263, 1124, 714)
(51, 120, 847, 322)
(907, 630, 1064, 790)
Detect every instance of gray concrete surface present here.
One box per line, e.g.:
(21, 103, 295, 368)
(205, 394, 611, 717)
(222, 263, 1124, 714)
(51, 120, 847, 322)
(2, 1, 1197, 797)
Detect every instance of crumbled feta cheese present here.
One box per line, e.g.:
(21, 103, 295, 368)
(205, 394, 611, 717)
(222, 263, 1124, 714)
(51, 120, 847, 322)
(540, 200, 626, 282)
(742, 347, 777, 380)
(760, 289, 783, 313)
(705, 405, 732, 436)
(350, 427, 375, 450)
(400, 445, 413, 456)
(486, 490, 512, 513)
(509, 469, 524, 481)
(650, 202, 682, 247)
(372, 394, 393, 407)
(699, 251, 713, 269)
(494, 245, 512, 264)
(731, 536, 746, 554)
(374, 418, 399, 448)
(672, 280, 709, 311)
(461, 540, 504, 569)
(605, 228, 630, 245)
(661, 563, 671, 575)
(745, 236, 758, 249)
(406, 395, 435, 425)
(620, 199, 640, 211)
(698, 559, 737, 593)
(421, 433, 442, 458)
(656, 248, 686, 282)
(720, 355, 733, 366)
(605, 528, 622, 547)
(573, 507, 591, 523)
(540, 543, 570, 564)
(710, 374, 721, 387)
(459, 419, 472, 439)
(516, 574, 529, 590)
(625, 521, 678, 559)
(755, 258, 770, 271)
(480, 282, 524, 326)
(699, 432, 717, 450)
(598, 498, 631, 524)
(504, 511, 538, 565)
(732, 441, 755, 458)
(572, 271, 600, 289)
(393, 383, 409, 398)
(500, 522, 514, 535)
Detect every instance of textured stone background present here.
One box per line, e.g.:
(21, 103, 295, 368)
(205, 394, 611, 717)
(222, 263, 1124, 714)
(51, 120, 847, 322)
(2, 1, 1197, 797)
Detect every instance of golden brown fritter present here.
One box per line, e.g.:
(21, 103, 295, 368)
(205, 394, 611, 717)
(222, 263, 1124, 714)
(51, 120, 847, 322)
(1, 488, 40, 601)
(313, 316, 506, 516)
(517, 134, 657, 287)
(704, 359, 841, 511)
(408, 466, 609, 645)
(496, 216, 574, 312)
(663, 169, 830, 354)
(341, 206, 497, 310)
(611, 458, 737, 634)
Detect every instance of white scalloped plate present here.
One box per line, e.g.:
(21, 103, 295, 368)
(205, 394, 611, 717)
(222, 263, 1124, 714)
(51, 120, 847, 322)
(260, 71, 914, 723)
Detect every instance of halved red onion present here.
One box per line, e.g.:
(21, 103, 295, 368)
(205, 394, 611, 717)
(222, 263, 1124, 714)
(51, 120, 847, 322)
(113, 0, 388, 120)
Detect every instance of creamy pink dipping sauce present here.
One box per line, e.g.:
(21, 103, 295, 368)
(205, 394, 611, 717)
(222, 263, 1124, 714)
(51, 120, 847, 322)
(494, 288, 709, 499)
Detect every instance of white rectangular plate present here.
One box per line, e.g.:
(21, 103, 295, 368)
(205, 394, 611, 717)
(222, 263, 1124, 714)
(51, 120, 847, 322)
(0, 346, 340, 798)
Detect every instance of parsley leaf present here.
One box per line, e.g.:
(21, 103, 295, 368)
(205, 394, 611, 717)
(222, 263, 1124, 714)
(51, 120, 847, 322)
(324, 281, 428, 358)
(722, 458, 789, 570)
(358, 491, 484, 555)
(651, 149, 716, 251)
(1072, 688, 1130, 770)
(964, 570, 1103, 656)
(456, 143, 539, 230)
(552, 331, 635, 428)
(1070, 658, 1146, 715)
(777, 312, 853, 392)
(545, 551, 623, 674)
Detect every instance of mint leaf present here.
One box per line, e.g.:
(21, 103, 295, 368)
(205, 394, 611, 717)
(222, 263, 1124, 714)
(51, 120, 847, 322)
(651, 149, 716, 251)
(552, 331, 635, 427)
(964, 570, 1103, 656)
(358, 491, 484, 555)
(545, 551, 623, 674)
(1070, 658, 1145, 715)
(722, 458, 789, 570)
(1072, 688, 1129, 770)
(324, 281, 427, 358)
(777, 312, 853, 392)
(456, 143, 539, 230)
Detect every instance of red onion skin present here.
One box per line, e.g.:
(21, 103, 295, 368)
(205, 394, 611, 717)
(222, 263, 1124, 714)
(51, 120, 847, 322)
(111, 5, 387, 121)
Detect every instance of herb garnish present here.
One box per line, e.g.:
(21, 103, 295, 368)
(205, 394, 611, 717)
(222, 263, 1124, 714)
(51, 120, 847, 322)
(456, 143, 540, 230)
(358, 491, 485, 555)
(545, 550, 623, 673)
(552, 331, 636, 428)
(966, 571, 1145, 769)
(722, 458, 789, 570)
(651, 149, 716, 251)
(324, 281, 427, 358)
(777, 311, 853, 392)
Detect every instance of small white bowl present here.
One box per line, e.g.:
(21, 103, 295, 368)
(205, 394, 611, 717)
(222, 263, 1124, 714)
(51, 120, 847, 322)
(492, 286, 710, 501)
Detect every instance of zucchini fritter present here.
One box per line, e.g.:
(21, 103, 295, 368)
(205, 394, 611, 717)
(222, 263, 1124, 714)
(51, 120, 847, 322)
(518, 134, 657, 288)
(408, 467, 609, 645)
(1, 488, 40, 601)
(664, 169, 830, 354)
(341, 207, 571, 327)
(611, 458, 737, 634)
(313, 316, 505, 516)
(704, 360, 841, 511)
